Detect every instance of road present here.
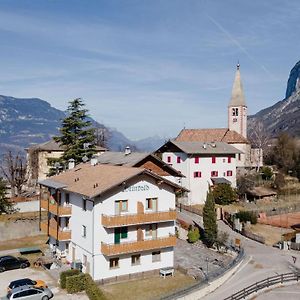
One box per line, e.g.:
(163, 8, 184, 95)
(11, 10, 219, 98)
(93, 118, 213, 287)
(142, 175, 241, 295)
(178, 209, 300, 300)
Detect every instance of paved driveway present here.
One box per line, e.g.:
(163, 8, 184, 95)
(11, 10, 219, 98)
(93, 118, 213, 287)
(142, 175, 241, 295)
(0, 267, 88, 299)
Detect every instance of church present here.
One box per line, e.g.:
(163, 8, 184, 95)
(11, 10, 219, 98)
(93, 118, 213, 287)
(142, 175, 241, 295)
(175, 64, 262, 169)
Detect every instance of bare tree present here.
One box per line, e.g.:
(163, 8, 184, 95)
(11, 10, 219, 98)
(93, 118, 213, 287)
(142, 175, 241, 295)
(94, 126, 110, 148)
(0, 151, 27, 197)
(248, 120, 270, 172)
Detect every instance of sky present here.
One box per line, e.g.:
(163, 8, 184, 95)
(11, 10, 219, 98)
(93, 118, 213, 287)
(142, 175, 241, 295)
(0, 0, 299, 140)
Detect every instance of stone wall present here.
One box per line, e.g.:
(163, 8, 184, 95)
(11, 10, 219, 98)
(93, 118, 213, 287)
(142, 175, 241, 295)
(0, 219, 40, 241)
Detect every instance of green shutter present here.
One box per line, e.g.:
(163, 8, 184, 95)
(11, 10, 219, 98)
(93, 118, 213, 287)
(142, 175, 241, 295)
(121, 227, 128, 238)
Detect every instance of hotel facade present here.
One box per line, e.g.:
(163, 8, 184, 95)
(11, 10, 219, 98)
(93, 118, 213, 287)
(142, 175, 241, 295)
(39, 163, 183, 280)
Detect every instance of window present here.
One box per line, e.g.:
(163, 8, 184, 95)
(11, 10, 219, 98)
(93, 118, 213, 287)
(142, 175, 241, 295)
(232, 108, 238, 116)
(238, 153, 241, 161)
(152, 251, 161, 262)
(228, 157, 232, 163)
(82, 198, 87, 211)
(194, 157, 199, 164)
(211, 171, 218, 177)
(83, 254, 87, 267)
(146, 224, 157, 238)
(65, 193, 70, 204)
(146, 198, 157, 211)
(115, 200, 128, 214)
(212, 156, 216, 164)
(109, 257, 119, 269)
(227, 170, 233, 176)
(194, 171, 202, 178)
(167, 156, 171, 163)
(177, 156, 181, 163)
(121, 227, 128, 239)
(82, 225, 86, 238)
(131, 254, 141, 266)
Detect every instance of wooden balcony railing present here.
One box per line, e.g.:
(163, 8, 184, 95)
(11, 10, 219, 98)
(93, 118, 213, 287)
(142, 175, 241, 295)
(40, 221, 71, 241)
(101, 209, 176, 228)
(40, 199, 72, 216)
(101, 235, 176, 256)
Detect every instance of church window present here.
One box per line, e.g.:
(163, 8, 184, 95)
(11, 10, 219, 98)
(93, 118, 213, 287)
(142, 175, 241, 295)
(232, 108, 238, 116)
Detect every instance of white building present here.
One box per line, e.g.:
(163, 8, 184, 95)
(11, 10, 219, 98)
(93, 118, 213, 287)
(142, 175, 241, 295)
(156, 140, 241, 205)
(39, 163, 184, 281)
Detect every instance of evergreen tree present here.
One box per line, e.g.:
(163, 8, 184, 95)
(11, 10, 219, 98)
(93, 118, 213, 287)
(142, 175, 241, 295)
(54, 98, 96, 166)
(0, 178, 15, 214)
(203, 190, 218, 247)
(212, 183, 237, 205)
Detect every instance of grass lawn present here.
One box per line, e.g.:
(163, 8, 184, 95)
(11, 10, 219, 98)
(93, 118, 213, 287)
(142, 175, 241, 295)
(101, 271, 196, 300)
(0, 234, 48, 252)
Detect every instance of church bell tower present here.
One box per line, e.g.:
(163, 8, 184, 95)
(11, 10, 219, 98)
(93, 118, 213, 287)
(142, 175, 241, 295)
(228, 63, 247, 138)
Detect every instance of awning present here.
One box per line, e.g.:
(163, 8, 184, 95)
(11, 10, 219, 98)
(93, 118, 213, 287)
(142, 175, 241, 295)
(211, 177, 231, 185)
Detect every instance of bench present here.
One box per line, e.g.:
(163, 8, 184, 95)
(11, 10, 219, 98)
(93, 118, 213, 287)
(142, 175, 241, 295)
(160, 267, 174, 279)
(19, 246, 41, 255)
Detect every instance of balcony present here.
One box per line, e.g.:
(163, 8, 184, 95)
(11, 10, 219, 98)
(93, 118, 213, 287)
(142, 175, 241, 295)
(40, 221, 71, 241)
(101, 235, 176, 256)
(101, 209, 176, 228)
(40, 199, 72, 216)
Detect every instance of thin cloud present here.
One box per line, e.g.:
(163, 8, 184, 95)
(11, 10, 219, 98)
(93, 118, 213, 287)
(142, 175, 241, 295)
(205, 13, 277, 80)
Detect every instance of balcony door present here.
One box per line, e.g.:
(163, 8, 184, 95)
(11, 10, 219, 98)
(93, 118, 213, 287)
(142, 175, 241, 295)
(114, 228, 121, 244)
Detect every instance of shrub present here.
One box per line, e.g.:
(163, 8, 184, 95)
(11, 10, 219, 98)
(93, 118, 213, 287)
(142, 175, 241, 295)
(66, 273, 87, 293)
(235, 211, 257, 224)
(60, 269, 80, 289)
(187, 226, 200, 243)
(261, 166, 273, 180)
(85, 274, 107, 300)
(212, 183, 237, 205)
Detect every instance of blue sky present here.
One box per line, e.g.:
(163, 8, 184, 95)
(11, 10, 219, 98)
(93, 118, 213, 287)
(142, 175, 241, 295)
(0, 0, 299, 140)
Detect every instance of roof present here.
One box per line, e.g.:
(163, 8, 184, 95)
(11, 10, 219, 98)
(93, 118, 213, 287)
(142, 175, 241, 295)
(39, 163, 187, 198)
(229, 64, 247, 107)
(176, 128, 249, 144)
(96, 151, 183, 177)
(157, 140, 242, 155)
(247, 187, 277, 197)
(211, 178, 231, 185)
(27, 139, 107, 152)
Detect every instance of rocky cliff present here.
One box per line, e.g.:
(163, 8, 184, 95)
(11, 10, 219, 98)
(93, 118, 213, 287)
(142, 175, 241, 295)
(248, 60, 300, 137)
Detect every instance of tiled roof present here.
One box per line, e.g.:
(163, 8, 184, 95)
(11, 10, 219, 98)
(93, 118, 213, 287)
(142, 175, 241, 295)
(176, 128, 249, 144)
(96, 152, 183, 177)
(158, 140, 242, 154)
(28, 139, 107, 152)
(39, 163, 186, 198)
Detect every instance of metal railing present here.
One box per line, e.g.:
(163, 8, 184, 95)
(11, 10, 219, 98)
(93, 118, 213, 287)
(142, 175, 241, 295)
(160, 248, 245, 300)
(224, 272, 300, 300)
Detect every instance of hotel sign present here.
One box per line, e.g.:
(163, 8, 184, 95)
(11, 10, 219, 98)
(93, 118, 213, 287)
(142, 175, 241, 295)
(124, 184, 150, 192)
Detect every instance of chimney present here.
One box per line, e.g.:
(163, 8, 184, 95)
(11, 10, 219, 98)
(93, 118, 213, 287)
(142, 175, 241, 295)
(91, 155, 98, 166)
(125, 146, 131, 156)
(203, 143, 207, 150)
(68, 159, 75, 170)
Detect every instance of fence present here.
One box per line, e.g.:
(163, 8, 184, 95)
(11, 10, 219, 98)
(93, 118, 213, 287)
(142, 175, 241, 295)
(291, 242, 300, 251)
(177, 203, 203, 216)
(223, 272, 300, 300)
(160, 248, 245, 300)
(242, 229, 265, 244)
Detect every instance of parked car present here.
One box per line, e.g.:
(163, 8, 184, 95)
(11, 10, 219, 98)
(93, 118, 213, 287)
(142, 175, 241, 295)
(0, 256, 30, 272)
(2, 286, 53, 300)
(7, 278, 47, 292)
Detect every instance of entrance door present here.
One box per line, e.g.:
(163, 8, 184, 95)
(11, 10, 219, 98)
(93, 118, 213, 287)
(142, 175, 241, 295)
(114, 228, 121, 244)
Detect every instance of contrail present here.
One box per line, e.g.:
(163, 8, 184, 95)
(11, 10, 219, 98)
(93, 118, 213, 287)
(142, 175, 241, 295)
(205, 13, 276, 79)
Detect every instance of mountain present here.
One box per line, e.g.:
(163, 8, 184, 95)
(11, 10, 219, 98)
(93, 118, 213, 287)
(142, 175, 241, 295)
(0, 95, 162, 154)
(248, 60, 300, 137)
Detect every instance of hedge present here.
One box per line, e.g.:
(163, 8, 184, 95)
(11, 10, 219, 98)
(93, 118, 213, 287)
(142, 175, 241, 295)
(60, 269, 80, 289)
(85, 274, 107, 300)
(66, 273, 87, 294)
(235, 211, 257, 224)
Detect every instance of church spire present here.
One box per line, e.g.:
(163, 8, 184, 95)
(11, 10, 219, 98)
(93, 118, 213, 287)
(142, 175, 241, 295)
(228, 63, 246, 107)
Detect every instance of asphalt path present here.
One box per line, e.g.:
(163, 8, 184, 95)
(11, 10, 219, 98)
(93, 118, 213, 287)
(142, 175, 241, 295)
(178, 209, 300, 300)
